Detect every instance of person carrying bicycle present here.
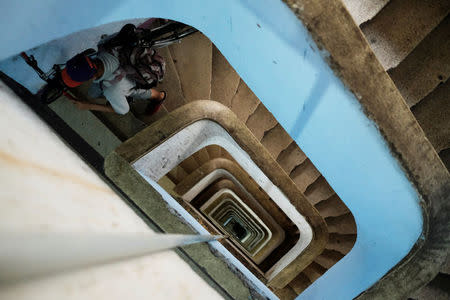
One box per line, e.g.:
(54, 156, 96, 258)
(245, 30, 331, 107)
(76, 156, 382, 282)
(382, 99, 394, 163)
(61, 21, 167, 115)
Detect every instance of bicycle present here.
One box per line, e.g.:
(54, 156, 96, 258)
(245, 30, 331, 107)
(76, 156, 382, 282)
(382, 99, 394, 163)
(21, 20, 197, 104)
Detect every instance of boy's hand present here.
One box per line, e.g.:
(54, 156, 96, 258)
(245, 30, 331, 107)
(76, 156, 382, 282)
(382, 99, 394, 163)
(70, 99, 91, 110)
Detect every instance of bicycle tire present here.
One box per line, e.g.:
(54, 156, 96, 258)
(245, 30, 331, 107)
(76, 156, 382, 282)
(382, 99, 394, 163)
(40, 84, 63, 104)
(151, 27, 198, 48)
(140, 21, 197, 43)
(141, 21, 183, 40)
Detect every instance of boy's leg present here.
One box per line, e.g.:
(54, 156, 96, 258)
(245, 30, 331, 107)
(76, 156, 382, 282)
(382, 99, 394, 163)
(129, 88, 166, 115)
(149, 89, 166, 101)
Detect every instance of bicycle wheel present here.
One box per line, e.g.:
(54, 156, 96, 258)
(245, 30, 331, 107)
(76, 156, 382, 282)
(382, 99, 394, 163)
(141, 21, 183, 40)
(139, 21, 198, 48)
(151, 27, 198, 49)
(40, 83, 63, 104)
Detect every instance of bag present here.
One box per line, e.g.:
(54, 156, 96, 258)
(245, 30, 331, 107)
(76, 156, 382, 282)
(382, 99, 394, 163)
(122, 46, 166, 90)
(99, 24, 166, 90)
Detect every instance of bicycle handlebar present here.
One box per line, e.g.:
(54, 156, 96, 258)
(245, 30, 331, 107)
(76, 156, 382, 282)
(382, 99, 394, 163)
(21, 51, 48, 80)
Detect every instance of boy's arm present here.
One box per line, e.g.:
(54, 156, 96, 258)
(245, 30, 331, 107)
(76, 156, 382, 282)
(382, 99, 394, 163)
(70, 99, 115, 113)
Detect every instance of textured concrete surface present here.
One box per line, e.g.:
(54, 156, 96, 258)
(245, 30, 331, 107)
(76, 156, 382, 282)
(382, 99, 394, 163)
(303, 262, 326, 282)
(156, 47, 186, 112)
(193, 148, 211, 166)
(327, 233, 356, 253)
(277, 142, 307, 175)
(245, 103, 278, 140)
(169, 32, 212, 101)
(409, 273, 450, 300)
(260, 124, 293, 159)
(95, 111, 146, 141)
(361, 0, 449, 70)
(326, 214, 358, 234)
(342, 0, 389, 25)
(440, 149, 450, 171)
(389, 15, 450, 107)
(442, 256, 450, 275)
(230, 79, 260, 122)
(290, 273, 311, 295)
(315, 195, 351, 218)
(48, 97, 121, 157)
(304, 176, 335, 205)
(314, 250, 343, 269)
(290, 159, 321, 193)
(412, 80, 450, 153)
(210, 45, 240, 107)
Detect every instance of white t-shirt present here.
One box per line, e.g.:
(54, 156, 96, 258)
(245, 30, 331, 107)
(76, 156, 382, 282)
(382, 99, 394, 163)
(93, 51, 151, 115)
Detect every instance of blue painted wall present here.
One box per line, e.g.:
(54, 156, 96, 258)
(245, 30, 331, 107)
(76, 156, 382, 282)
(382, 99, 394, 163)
(0, 0, 423, 299)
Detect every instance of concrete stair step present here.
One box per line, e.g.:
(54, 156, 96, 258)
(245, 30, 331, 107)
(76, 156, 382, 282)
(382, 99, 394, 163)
(169, 32, 212, 101)
(327, 233, 357, 254)
(274, 286, 297, 300)
(193, 148, 211, 167)
(342, 0, 390, 25)
(410, 273, 450, 300)
(48, 97, 121, 158)
(411, 79, 450, 153)
(440, 148, 450, 171)
(245, 103, 278, 140)
(220, 150, 235, 162)
(289, 273, 312, 294)
(315, 194, 350, 217)
(314, 249, 344, 269)
(260, 124, 293, 159)
(206, 144, 222, 159)
(290, 159, 321, 193)
(277, 141, 307, 175)
(93, 110, 147, 141)
(179, 156, 201, 174)
(361, 0, 449, 70)
(230, 79, 260, 122)
(135, 105, 169, 125)
(325, 213, 358, 234)
(157, 47, 186, 111)
(388, 15, 450, 107)
(54, 75, 147, 143)
(303, 262, 326, 283)
(210, 45, 240, 107)
(167, 165, 189, 185)
(304, 176, 335, 205)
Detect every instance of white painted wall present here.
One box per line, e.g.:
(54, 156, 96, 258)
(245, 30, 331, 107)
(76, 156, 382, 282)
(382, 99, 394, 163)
(0, 82, 222, 300)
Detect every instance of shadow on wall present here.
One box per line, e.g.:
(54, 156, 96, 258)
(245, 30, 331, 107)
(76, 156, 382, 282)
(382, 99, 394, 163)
(291, 71, 330, 139)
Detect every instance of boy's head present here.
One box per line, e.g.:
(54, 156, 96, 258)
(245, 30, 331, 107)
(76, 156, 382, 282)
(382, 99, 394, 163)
(61, 53, 98, 88)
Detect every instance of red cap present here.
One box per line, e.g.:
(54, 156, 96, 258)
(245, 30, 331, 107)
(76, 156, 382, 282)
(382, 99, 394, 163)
(61, 68, 83, 88)
(61, 53, 97, 88)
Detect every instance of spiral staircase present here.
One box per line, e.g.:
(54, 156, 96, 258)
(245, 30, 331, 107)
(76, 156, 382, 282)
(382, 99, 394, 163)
(137, 32, 358, 297)
(38, 31, 357, 298)
(0, 0, 448, 298)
